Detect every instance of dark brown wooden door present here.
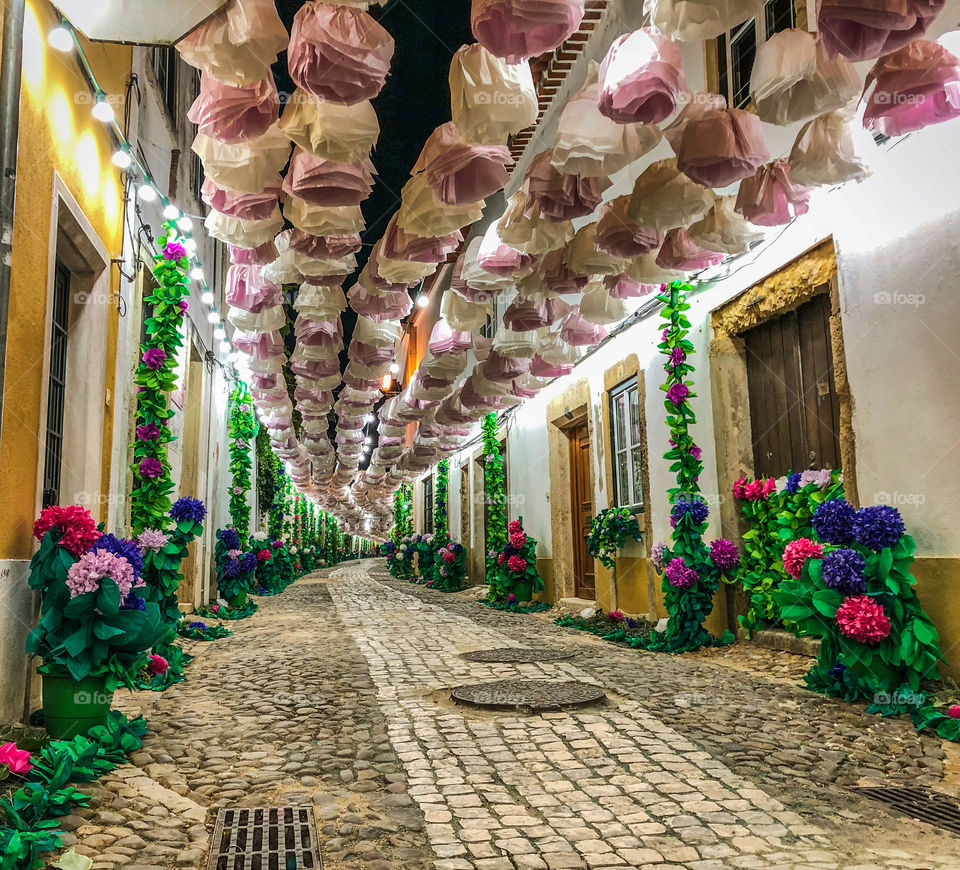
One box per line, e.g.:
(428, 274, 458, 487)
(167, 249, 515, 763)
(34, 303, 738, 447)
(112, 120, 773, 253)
(744, 293, 841, 479)
(569, 423, 595, 599)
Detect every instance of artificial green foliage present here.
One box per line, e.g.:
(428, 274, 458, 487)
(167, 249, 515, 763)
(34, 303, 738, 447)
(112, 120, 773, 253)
(481, 413, 507, 581)
(227, 384, 258, 543)
(194, 599, 258, 621)
(177, 621, 232, 641)
(435, 461, 449, 541)
(25, 533, 164, 691)
(141, 514, 206, 630)
(413, 536, 436, 585)
(556, 611, 654, 646)
(732, 471, 844, 633)
(256, 426, 283, 526)
(252, 540, 296, 593)
(135, 641, 190, 692)
(640, 283, 735, 654)
(587, 508, 642, 569)
(482, 600, 552, 614)
(487, 518, 543, 603)
(212, 530, 256, 603)
(130, 224, 192, 534)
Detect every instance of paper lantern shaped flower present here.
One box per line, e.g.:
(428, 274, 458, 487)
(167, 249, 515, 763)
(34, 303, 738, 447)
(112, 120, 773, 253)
(202, 177, 281, 221)
(187, 73, 279, 144)
(225, 264, 283, 314)
(598, 28, 688, 125)
(279, 91, 380, 162)
(476, 223, 538, 279)
(192, 125, 291, 194)
(283, 196, 365, 237)
(471, 0, 585, 63)
(496, 189, 574, 255)
(290, 230, 362, 260)
(578, 282, 628, 325)
(624, 252, 687, 285)
(503, 296, 569, 331)
(862, 40, 960, 137)
(535, 246, 588, 294)
(687, 195, 765, 255)
(527, 149, 611, 222)
(596, 196, 663, 258)
(282, 149, 376, 207)
(559, 309, 608, 347)
(627, 158, 715, 230)
(789, 109, 874, 187)
(664, 93, 770, 189)
(647, 0, 765, 42)
(603, 273, 660, 299)
(412, 123, 512, 206)
(288, 2, 394, 105)
(750, 29, 861, 126)
(381, 216, 463, 265)
(177, 0, 289, 86)
(449, 44, 539, 145)
(735, 159, 812, 227)
(205, 208, 284, 248)
(817, 0, 945, 62)
(552, 63, 662, 178)
(228, 240, 278, 266)
(564, 223, 628, 276)
(396, 174, 484, 240)
(656, 227, 725, 271)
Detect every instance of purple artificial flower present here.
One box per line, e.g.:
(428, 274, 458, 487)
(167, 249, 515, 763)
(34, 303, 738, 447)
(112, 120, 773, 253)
(854, 505, 906, 551)
(177, 299, 189, 313)
(121, 592, 146, 611)
(650, 541, 667, 573)
(136, 423, 161, 442)
(188, 621, 206, 630)
(139, 457, 163, 479)
(66, 549, 135, 599)
(709, 538, 740, 571)
(671, 498, 709, 527)
(786, 472, 802, 494)
(665, 383, 690, 406)
(821, 548, 867, 595)
(170, 496, 207, 524)
(668, 347, 686, 366)
(812, 499, 857, 545)
(163, 241, 188, 261)
(142, 348, 167, 371)
(665, 557, 698, 589)
(687, 445, 702, 460)
(137, 528, 169, 551)
(90, 533, 144, 581)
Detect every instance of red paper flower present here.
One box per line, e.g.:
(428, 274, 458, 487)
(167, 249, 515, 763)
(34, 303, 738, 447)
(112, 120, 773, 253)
(33, 505, 101, 557)
(441, 550, 455, 564)
(733, 477, 747, 499)
(147, 654, 169, 676)
(507, 555, 528, 573)
(782, 537, 824, 579)
(256, 548, 272, 562)
(508, 520, 523, 535)
(835, 595, 891, 645)
(509, 531, 527, 549)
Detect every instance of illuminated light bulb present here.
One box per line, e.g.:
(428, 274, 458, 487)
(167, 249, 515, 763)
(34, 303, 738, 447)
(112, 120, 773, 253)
(111, 148, 132, 169)
(214, 326, 226, 339)
(48, 25, 73, 52)
(364, 413, 375, 424)
(163, 203, 180, 220)
(189, 267, 204, 281)
(416, 294, 429, 308)
(137, 183, 157, 202)
(220, 341, 231, 353)
(364, 445, 372, 453)
(380, 373, 392, 391)
(389, 362, 400, 374)
(182, 238, 197, 254)
(92, 97, 114, 123)
(206, 311, 219, 324)
(179, 216, 194, 231)
(365, 436, 373, 445)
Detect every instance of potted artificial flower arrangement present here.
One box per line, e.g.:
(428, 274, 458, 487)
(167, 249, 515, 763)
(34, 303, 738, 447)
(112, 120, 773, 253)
(213, 527, 257, 608)
(491, 518, 543, 603)
(26, 507, 165, 738)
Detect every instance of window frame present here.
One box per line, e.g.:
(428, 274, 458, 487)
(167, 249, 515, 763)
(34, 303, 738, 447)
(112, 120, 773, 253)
(609, 377, 644, 512)
(423, 475, 434, 535)
(151, 46, 178, 124)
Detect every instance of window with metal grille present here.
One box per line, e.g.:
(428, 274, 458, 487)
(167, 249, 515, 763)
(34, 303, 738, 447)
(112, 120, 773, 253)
(43, 261, 71, 508)
(716, 0, 797, 108)
(610, 377, 643, 510)
(190, 70, 204, 202)
(151, 46, 178, 121)
(423, 476, 434, 535)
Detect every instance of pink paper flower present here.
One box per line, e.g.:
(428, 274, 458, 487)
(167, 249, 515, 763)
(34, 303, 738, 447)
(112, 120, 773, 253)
(139, 457, 163, 479)
(762, 477, 777, 496)
(0, 742, 32, 774)
(743, 479, 765, 500)
(507, 555, 528, 573)
(147, 654, 169, 676)
(163, 241, 188, 261)
(664, 557, 698, 589)
(732, 478, 747, 499)
(509, 531, 527, 548)
(948, 704, 960, 719)
(66, 549, 135, 599)
(137, 528, 169, 552)
(835, 596, 892, 645)
(142, 348, 167, 370)
(441, 549, 455, 564)
(508, 520, 523, 535)
(33, 505, 101, 557)
(782, 537, 824, 579)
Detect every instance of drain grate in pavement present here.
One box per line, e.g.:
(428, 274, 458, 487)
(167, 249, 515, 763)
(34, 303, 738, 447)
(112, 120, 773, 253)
(451, 679, 605, 712)
(208, 806, 322, 870)
(854, 786, 960, 836)
(461, 647, 575, 663)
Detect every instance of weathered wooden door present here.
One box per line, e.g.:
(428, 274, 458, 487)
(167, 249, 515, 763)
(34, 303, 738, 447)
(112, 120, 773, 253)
(569, 423, 595, 599)
(744, 292, 841, 479)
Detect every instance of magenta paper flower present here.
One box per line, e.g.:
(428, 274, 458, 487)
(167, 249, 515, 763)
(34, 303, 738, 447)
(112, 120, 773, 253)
(142, 348, 167, 370)
(665, 383, 690, 405)
(139, 457, 163, 479)
(147, 654, 169, 675)
(668, 347, 686, 366)
(782, 537, 824, 579)
(835, 595, 891, 645)
(0, 742, 32, 774)
(163, 241, 188, 261)
(509, 531, 527, 549)
(508, 520, 523, 534)
(177, 299, 189, 312)
(66, 549, 135, 599)
(743, 479, 765, 500)
(137, 528, 169, 551)
(136, 423, 161, 441)
(441, 549, 455, 564)
(507, 555, 528, 573)
(709, 538, 740, 571)
(665, 557, 698, 589)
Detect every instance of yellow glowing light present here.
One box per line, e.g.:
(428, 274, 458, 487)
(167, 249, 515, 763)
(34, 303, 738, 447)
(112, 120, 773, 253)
(22, 3, 46, 91)
(380, 373, 393, 391)
(48, 89, 74, 147)
(74, 132, 101, 197)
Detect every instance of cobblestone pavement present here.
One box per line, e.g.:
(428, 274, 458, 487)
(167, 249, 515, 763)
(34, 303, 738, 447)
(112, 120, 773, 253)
(55, 561, 959, 870)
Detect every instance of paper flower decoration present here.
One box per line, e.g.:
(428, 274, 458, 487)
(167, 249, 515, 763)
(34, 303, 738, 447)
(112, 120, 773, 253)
(687, 195, 765, 255)
(282, 148, 376, 207)
(187, 72, 279, 144)
(201, 177, 281, 221)
(471, 0, 585, 63)
(656, 227, 725, 271)
(279, 91, 380, 162)
(817, 0, 945, 62)
(735, 159, 812, 227)
(412, 122, 512, 205)
(596, 196, 663, 258)
(789, 109, 874, 187)
(204, 208, 284, 248)
(647, 0, 765, 42)
(496, 189, 574, 255)
(192, 125, 291, 194)
(577, 282, 628, 325)
(627, 158, 715, 230)
(527, 149, 610, 222)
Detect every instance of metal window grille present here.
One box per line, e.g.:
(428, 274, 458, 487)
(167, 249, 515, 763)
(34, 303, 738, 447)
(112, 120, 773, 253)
(152, 46, 178, 121)
(609, 378, 643, 510)
(423, 477, 434, 535)
(43, 261, 70, 508)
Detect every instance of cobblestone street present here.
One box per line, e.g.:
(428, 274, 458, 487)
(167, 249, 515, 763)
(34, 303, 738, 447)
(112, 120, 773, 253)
(59, 563, 960, 870)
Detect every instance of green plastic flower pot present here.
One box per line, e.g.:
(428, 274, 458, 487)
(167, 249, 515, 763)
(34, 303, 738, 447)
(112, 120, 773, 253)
(42, 670, 113, 739)
(512, 580, 533, 603)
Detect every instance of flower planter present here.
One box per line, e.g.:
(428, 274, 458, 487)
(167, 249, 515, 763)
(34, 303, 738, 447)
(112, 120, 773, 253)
(228, 591, 247, 608)
(512, 580, 534, 603)
(42, 670, 114, 739)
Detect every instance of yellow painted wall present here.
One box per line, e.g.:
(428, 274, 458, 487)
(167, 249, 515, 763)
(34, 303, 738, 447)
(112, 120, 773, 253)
(913, 558, 960, 679)
(0, 1, 129, 559)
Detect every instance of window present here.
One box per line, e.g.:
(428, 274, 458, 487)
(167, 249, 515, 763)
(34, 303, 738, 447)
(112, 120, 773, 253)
(190, 71, 204, 202)
(152, 46, 178, 121)
(716, 0, 797, 108)
(423, 476, 434, 535)
(610, 378, 643, 509)
(42, 261, 71, 508)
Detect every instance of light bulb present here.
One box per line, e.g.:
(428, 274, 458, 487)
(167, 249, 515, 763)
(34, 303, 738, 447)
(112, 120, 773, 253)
(365, 436, 373, 445)
(416, 294, 429, 308)
(206, 311, 219, 324)
(163, 203, 180, 220)
(137, 183, 157, 202)
(214, 326, 226, 339)
(389, 362, 400, 374)
(364, 413, 375, 424)
(92, 98, 114, 123)
(220, 341, 231, 353)
(48, 25, 73, 52)
(182, 238, 197, 254)
(112, 148, 132, 169)
(190, 267, 204, 281)
(178, 216, 193, 231)
(201, 291, 214, 305)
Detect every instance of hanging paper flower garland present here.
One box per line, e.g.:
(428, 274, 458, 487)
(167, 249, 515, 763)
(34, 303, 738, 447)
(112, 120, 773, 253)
(228, 383, 258, 544)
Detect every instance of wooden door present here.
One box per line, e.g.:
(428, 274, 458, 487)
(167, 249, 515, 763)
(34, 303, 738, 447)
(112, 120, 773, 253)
(744, 293, 841, 479)
(569, 423, 595, 599)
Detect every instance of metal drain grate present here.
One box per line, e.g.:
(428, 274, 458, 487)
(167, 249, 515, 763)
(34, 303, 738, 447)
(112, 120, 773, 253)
(854, 786, 960, 836)
(208, 806, 322, 870)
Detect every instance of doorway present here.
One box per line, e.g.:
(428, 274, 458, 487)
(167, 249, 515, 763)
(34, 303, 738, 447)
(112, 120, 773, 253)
(568, 422, 595, 599)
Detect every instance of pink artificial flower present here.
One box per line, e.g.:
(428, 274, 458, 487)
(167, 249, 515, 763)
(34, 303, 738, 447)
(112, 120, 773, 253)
(498, 552, 506, 565)
(948, 705, 960, 719)
(66, 549, 135, 599)
(608, 610, 625, 621)
(732, 478, 747, 500)
(782, 537, 824, 579)
(147, 654, 169, 676)
(441, 549, 455, 564)
(177, 299, 189, 313)
(163, 241, 188, 261)
(509, 531, 527, 549)
(136, 423, 161, 441)
(139, 457, 163, 479)
(835, 596, 891, 645)
(228, 549, 240, 559)
(507, 593, 516, 603)
(137, 528, 169, 551)
(212, 604, 220, 612)
(508, 520, 523, 535)
(743, 480, 764, 500)
(762, 477, 777, 496)
(507, 555, 527, 573)
(142, 348, 167, 370)
(0, 742, 32, 774)
(33, 505, 101, 557)
(257, 548, 272, 562)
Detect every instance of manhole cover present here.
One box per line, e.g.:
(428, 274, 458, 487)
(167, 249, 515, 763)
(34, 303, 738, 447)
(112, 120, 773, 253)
(461, 647, 575, 663)
(208, 806, 322, 869)
(854, 786, 960, 836)
(451, 679, 605, 712)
